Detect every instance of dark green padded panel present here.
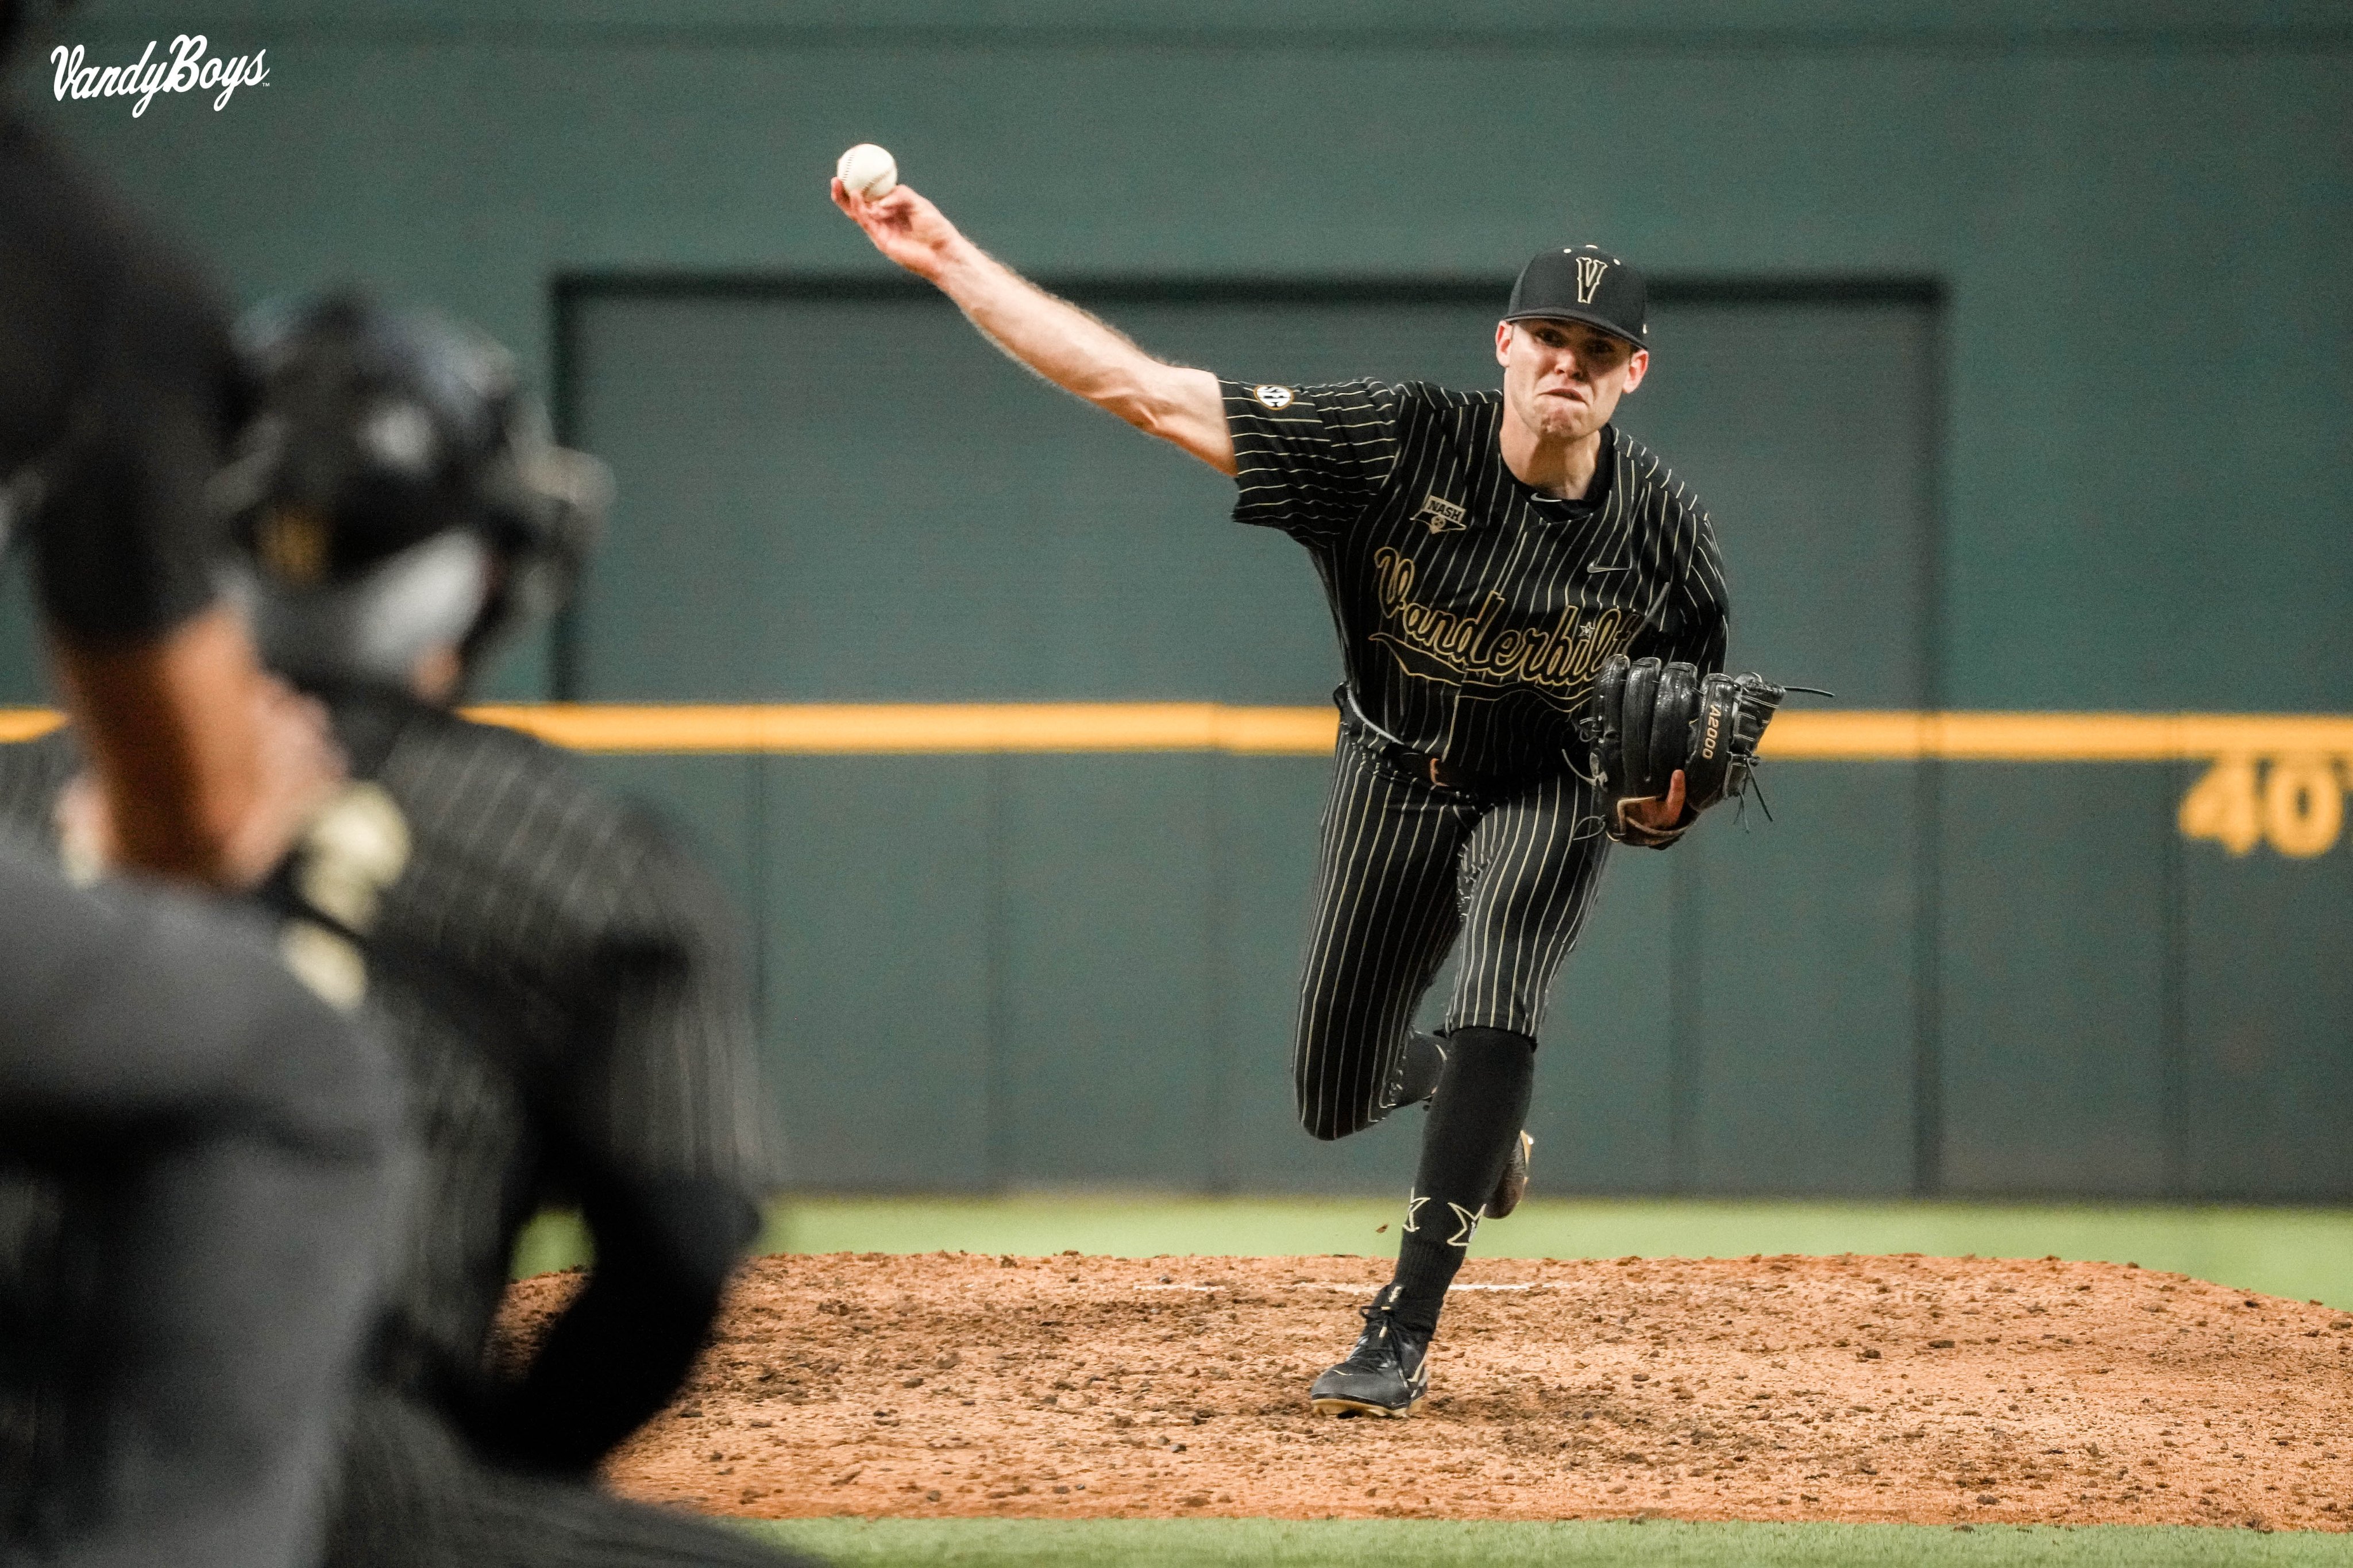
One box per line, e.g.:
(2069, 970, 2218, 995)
(1681, 766, 1925, 1196)
(757, 756, 994, 1191)
(0, 572, 45, 705)
(996, 753, 1220, 1187)
(1938, 765, 2174, 1197)
(1619, 302, 1938, 708)
(2178, 764, 2353, 1200)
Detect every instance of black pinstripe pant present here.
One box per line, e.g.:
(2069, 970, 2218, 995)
(1293, 727, 1613, 1141)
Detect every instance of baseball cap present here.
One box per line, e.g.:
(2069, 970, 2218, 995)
(1503, 245, 1648, 350)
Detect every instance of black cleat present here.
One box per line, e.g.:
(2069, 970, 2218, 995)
(1309, 1293, 1431, 1418)
(1378, 1030, 1448, 1118)
(1489, 1130, 1534, 1219)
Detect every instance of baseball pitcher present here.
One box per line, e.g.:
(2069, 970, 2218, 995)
(834, 173, 1789, 1418)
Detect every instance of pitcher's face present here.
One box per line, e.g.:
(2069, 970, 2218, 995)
(1496, 317, 1649, 444)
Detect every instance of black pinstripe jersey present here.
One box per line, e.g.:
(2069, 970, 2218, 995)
(1223, 378, 1731, 781)
(0, 693, 782, 1401)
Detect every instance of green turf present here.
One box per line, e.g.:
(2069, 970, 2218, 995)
(741, 1517, 2353, 1566)
(514, 1195, 2353, 1308)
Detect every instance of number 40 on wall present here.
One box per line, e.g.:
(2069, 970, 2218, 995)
(2179, 755, 2349, 858)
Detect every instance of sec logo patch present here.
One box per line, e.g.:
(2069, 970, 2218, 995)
(1252, 384, 1295, 410)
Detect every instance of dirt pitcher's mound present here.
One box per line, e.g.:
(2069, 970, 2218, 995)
(500, 1251, 2353, 1529)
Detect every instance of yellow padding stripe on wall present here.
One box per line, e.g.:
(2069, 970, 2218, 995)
(1762, 711, 2353, 762)
(7, 704, 2353, 759)
(0, 710, 63, 743)
(462, 702, 1338, 755)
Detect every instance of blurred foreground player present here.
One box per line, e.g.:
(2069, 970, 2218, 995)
(835, 176, 1751, 1418)
(206, 296, 806, 1566)
(0, 859, 401, 1568)
(1, 5, 404, 1562)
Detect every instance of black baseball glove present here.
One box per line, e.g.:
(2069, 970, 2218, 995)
(1586, 654, 1796, 848)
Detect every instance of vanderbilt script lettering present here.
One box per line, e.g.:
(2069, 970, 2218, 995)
(1371, 546, 1638, 706)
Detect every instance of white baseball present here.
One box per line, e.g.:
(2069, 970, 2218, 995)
(835, 143, 897, 200)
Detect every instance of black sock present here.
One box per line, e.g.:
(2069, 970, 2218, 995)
(1384, 1026, 1534, 1337)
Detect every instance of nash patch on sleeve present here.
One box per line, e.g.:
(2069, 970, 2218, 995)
(1414, 492, 1468, 533)
(1250, 384, 1296, 410)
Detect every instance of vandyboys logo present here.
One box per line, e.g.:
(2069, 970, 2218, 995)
(51, 34, 270, 116)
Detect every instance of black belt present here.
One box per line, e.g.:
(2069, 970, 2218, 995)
(1333, 686, 1542, 799)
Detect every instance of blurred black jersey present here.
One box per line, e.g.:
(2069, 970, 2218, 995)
(0, 692, 782, 1411)
(292, 690, 784, 1401)
(0, 111, 245, 642)
(0, 844, 401, 1565)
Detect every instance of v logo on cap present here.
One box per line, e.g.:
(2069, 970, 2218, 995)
(1576, 255, 1608, 304)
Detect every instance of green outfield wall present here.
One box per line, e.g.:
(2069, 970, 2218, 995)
(3, 3, 2346, 1200)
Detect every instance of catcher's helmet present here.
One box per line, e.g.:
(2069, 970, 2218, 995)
(213, 292, 607, 695)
